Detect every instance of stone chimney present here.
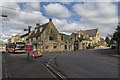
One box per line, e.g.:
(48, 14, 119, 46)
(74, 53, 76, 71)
(49, 18, 52, 22)
(75, 30, 77, 33)
(36, 23, 40, 27)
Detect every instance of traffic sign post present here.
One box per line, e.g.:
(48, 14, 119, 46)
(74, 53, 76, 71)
(26, 43, 32, 60)
(24, 26, 32, 60)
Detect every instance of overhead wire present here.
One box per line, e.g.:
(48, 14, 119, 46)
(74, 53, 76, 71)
(0, 6, 41, 16)
(0, 5, 41, 28)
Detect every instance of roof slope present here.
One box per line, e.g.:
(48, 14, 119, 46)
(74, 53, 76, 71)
(84, 29, 98, 37)
(21, 33, 29, 38)
(29, 23, 49, 38)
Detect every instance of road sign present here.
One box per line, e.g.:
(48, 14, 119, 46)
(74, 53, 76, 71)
(38, 51, 42, 57)
(26, 43, 32, 52)
(33, 51, 38, 57)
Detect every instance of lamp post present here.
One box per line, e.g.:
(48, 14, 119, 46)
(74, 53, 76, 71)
(1, 14, 7, 17)
(24, 26, 31, 60)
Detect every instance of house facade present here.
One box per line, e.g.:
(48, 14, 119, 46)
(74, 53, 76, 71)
(16, 19, 103, 52)
(75, 28, 101, 49)
(8, 33, 23, 43)
(28, 19, 78, 52)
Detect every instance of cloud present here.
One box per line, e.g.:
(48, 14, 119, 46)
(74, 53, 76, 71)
(2, 2, 48, 28)
(22, 2, 40, 11)
(72, 2, 118, 38)
(43, 3, 71, 18)
(1, 2, 48, 43)
(53, 18, 80, 33)
(72, 2, 118, 24)
(1, 2, 118, 43)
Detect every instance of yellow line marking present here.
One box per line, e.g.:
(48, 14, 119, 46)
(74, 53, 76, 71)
(45, 63, 67, 80)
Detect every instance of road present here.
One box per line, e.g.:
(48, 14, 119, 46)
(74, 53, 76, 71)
(2, 49, 119, 79)
(38, 49, 118, 78)
(2, 52, 55, 78)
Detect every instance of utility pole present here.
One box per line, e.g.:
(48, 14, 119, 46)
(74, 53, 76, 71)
(24, 26, 31, 60)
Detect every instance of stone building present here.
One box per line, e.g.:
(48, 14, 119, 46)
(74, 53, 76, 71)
(75, 28, 101, 49)
(19, 19, 103, 52)
(28, 19, 78, 52)
(8, 33, 23, 43)
(21, 30, 34, 43)
(60, 33, 78, 51)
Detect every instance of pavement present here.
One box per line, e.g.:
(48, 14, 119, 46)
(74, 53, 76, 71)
(2, 52, 55, 78)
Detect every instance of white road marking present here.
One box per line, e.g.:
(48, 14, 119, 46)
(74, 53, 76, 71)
(47, 55, 57, 64)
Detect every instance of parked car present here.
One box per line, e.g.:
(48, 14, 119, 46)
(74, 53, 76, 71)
(110, 45, 116, 49)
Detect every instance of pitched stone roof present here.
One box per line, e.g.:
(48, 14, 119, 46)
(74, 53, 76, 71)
(21, 33, 29, 38)
(84, 29, 98, 37)
(29, 23, 49, 38)
(59, 33, 66, 35)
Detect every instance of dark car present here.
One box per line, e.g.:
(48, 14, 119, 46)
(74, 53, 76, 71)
(110, 45, 116, 49)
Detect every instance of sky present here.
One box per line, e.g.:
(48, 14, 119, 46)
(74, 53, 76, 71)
(0, 0, 119, 43)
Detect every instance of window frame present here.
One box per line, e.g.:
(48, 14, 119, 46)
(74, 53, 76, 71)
(61, 36, 63, 40)
(49, 37, 53, 40)
(45, 46, 49, 49)
(53, 46, 57, 49)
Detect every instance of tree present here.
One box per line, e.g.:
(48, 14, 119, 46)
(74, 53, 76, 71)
(105, 37, 110, 47)
(112, 23, 120, 54)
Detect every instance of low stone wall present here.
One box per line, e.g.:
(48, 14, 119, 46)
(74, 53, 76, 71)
(94, 46, 109, 49)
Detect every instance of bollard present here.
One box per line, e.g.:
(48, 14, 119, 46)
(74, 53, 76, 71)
(32, 53, 34, 59)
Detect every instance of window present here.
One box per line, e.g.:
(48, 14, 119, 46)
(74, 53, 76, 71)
(71, 38, 73, 41)
(65, 45, 67, 50)
(53, 46, 57, 49)
(46, 46, 49, 49)
(49, 37, 53, 40)
(26, 39, 29, 43)
(31, 38, 33, 42)
(61, 36, 63, 40)
(36, 37, 38, 41)
(51, 30, 52, 34)
(75, 34, 76, 40)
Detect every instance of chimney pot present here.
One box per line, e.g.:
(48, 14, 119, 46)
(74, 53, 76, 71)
(36, 23, 40, 27)
(49, 19, 52, 22)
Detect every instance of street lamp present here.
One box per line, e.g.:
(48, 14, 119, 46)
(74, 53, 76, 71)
(1, 14, 7, 17)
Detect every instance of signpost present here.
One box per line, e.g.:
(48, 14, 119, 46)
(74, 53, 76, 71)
(26, 43, 32, 60)
(33, 51, 38, 57)
(24, 26, 31, 60)
(42, 45, 45, 49)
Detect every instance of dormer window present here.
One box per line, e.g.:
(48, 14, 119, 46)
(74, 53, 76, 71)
(40, 27, 43, 32)
(51, 30, 52, 34)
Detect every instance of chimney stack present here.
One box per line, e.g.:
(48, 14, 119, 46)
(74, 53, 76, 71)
(49, 18, 52, 22)
(36, 23, 40, 27)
